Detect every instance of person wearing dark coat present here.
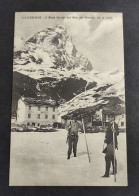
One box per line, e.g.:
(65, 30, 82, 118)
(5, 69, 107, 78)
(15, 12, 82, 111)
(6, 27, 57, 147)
(102, 115, 119, 177)
(66, 117, 80, 160)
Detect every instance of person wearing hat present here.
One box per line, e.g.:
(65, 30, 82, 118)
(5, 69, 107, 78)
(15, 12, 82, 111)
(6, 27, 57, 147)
(102, 115, 119, 177)
(66, 117, 80, 159)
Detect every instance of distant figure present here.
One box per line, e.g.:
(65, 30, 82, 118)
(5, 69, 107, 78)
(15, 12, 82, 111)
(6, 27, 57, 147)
(102, 115, 119, 177)
(66, 117, 80, 159)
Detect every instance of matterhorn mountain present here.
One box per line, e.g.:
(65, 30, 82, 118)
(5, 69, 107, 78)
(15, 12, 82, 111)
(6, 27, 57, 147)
(12, 25, 125, 118)
(14, 25, 93, 78)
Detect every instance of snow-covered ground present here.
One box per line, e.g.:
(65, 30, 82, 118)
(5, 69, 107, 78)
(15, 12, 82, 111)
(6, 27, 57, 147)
(9, 130, 127, 186)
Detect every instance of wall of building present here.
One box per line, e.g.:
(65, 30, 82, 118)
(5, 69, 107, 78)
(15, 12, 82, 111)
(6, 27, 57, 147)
(95, 109, 102, 121)
(105, 114, 109, 122)
(11, 117, 16, 124)
(115, 114, 126, 128)
(17, 99, 58, 126)
(102, 113, 126, 128)
(16, 99, 26, 124)
(25, 104, 58, 126)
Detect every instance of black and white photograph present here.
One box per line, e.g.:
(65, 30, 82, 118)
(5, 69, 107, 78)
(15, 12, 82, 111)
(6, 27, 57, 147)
(9, 12, 127, 186)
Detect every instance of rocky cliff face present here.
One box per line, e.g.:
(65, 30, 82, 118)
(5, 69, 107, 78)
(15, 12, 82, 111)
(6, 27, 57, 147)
(14, 25, 93, 73)
(11, 71, 97, 116)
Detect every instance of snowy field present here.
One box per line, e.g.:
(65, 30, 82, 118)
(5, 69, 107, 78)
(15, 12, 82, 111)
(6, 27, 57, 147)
(9, 130, 127, 186)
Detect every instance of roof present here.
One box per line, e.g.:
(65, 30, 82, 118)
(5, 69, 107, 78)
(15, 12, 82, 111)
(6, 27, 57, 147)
(21, 97, 59, 107)
(102, 107, 125, 115)
(61, 104, 104, 120)
(61, 96, 125, 120)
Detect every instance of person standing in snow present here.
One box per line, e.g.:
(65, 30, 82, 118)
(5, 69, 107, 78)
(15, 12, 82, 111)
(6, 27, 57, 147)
(102, 115, 119, 177)
(66, 117, 80, 160)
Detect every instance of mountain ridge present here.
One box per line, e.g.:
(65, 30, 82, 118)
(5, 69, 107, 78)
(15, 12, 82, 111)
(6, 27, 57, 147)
(14, 25, 93, 73)
(12, 24, 125, 119)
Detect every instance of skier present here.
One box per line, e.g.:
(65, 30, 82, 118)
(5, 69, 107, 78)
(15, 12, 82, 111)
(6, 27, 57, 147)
(66, 117, 80, 160)
(102, 115, 119, 177)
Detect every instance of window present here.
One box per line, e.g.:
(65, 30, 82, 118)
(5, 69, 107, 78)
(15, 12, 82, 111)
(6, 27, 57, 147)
(29, 106, 31, 110)
(122, 114, 124, 118)
(27, 123, 30, 126)
(38, 106, 40, 111)
(121, 122, 124, 127)
(52, 115, 55, 119)
(32, 123, 35, 126)
(37, 114, 40, 119)
(37, 123, 40, 127)
(28, 113, 31, 118)
(45, 115, 48, 119)
(53, 107, 55, 112)
(46, 107, 48, 111)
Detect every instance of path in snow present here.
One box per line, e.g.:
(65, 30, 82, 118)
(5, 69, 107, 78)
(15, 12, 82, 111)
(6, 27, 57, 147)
(9, 130, 127, 186)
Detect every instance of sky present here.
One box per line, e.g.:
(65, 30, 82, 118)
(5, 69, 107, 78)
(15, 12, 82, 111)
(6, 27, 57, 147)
(14, 12, 124, 72)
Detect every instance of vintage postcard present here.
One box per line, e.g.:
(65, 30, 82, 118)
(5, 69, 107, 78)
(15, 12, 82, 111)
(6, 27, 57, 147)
(10, 12, 127, 186)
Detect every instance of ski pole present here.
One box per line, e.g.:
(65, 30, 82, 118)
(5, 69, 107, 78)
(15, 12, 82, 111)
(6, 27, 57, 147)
(82, 118, 91, 163)
(112, 123, 116, 182)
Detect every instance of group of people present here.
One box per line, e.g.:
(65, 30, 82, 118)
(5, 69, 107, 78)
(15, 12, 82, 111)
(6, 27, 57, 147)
(66, 115, 119, 178)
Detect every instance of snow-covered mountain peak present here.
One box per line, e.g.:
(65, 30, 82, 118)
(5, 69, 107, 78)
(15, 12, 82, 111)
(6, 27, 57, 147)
(14, 24, 93, 74)
(12, 24, 125, 119)
(55, 24, 67, 33)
